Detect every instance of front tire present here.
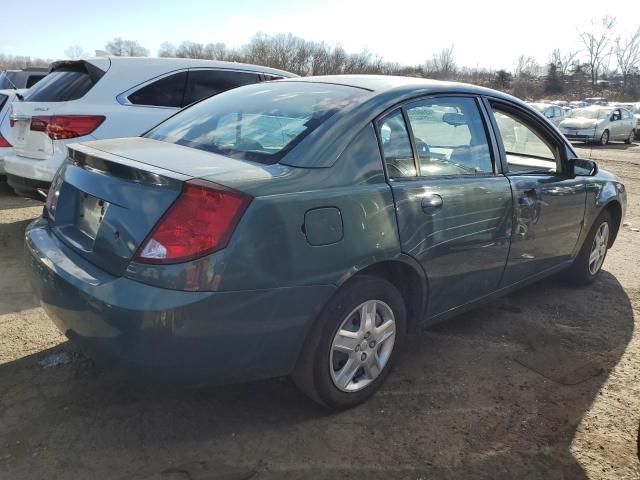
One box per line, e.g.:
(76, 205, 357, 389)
(565, 210, 612, 285)
(599, 130, 610, 146)
(292, 275, 407, 409)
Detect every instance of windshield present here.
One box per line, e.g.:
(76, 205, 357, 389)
(569, 108, 610, 120)
(146, 82, 367, 164)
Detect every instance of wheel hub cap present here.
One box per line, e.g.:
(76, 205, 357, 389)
(588, 222, 609, 275)
(329, 299, 396, 392)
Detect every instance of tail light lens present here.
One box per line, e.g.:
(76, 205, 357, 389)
(45, 169, 64, 220)
(0, 134, 11, 147)
(30, 115, 105, 140)
(134, 179, 252, 264)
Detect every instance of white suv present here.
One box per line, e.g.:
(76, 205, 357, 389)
(4, 57, 294, 198)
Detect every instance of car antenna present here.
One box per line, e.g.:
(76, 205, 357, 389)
(4, 76, 24, 100)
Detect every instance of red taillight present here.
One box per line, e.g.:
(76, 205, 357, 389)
(0, 134, 11, 147)
(30, 115, 105, 140)
(134, 180, 252, 264)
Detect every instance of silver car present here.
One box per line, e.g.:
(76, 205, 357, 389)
(527, 102, 566, 126)
(559, 106, 635, 145)
(610, 103, 640, 139)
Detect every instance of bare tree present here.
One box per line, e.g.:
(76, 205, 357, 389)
(64, 45, 87, 59)
(158, 42, 177, 58)
(550, 48, 579, 76)
(614, 27, 640, 90)
(514, 55, 540, 77)
(105, 37, 149, 57)
(578, 16, 617, 85)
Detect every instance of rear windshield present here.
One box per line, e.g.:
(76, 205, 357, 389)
(24, 62, 105, 102)
(146, 82, 366, 164)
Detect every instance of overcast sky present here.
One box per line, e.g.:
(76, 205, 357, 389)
(1, 0, 638, 70)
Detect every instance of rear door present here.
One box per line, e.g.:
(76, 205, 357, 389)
(378, 96, 513, 317)
(486, 100, 586, 284)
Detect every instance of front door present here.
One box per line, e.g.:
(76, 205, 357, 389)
(377, 97, 513, 318)
(487, 101, 587, 285)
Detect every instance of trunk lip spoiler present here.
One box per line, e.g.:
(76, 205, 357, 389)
(66, 144, 189, 190)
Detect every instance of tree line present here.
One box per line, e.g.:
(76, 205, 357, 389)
(2, 16, 639, 100)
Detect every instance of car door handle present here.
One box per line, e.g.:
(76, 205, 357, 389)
(421, 194, 443, 211)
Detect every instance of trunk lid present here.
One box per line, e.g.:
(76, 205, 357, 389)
(50, 143, 187, 276)
(49, 138, 287, 276)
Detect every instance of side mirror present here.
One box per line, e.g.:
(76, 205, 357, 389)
(443, 112, 466, 127)
(570, 158, 598, 177)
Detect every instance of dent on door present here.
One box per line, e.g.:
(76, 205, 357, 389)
(502, 175, 586, 284)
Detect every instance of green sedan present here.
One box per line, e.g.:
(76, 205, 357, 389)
(26, 76, 626, 409)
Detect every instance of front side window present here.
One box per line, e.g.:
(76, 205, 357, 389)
(182, 70, 260, 107)
(147, 82, 366, 164)
(377, 109, 416, 178)
(405, 97, 493, 176)
(491, 106, 558, 173)
(128, 72, 188, 108)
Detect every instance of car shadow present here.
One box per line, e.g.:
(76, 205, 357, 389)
(572, 141, 638, 150)
(0, 177, 41, 211)
(0, 217, 40, 315)
(0, 271, 634, 479)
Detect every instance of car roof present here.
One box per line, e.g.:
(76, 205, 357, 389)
(71, 56, 297, 78)
(279, 74, 521, 102)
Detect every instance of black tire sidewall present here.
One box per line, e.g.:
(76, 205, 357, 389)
(310, 276, 407, 409)
(600, 130, 609, 146)
(569, 210, 612, 284)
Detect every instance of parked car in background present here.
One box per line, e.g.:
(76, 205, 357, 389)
(0, 89, 27, 174)
(569, 101, 588, 109)
(25, 76, 625, 409)
(0, 68, 47, 90)
(610, 102, 640, 139)
(4, 57, 295, 198)
(559, 105, 635, 145)
(527, 102, 566, 126)
(584, 97, 608, 106)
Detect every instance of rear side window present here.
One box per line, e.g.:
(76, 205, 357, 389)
(128, 72, 188, 108)
(377, 110, 416, 178)
(26, 74, 44, 88)
(146, 82, 365, 164)
(182, 70, 260, 107)
(24, 62, 104, 102)
(0, 94, 7, 112)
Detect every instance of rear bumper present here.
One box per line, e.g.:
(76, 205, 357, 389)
(25, 218, 335, 384)
(4, 149, 66, 183)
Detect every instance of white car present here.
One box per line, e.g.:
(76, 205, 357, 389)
(4, 57, 295, 198)
(0, 89, 27, 174)
(527, 102, 566, 126)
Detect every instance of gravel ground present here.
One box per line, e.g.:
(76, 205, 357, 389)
(0, 143, 639, 480)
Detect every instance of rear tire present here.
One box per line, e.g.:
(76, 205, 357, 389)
(564, 210, 612, 285)
(292, 275, 406, 409)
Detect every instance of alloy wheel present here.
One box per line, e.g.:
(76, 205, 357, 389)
(588, 222, 609, 275)
(600, 130, 609, 146)
(329, 299, 396, 392)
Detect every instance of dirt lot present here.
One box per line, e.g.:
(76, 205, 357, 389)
(1, 143, 639, 480)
